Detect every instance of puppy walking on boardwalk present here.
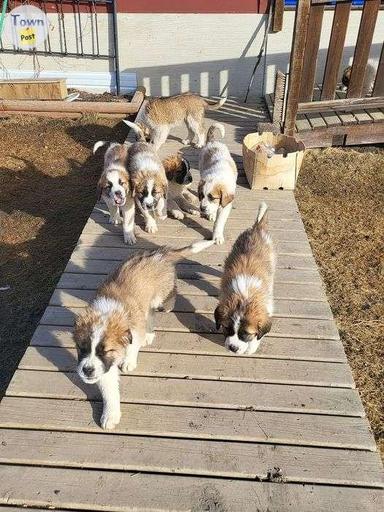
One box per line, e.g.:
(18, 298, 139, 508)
(124, 93, 227, 150)
(198, 123, 237, 244)
(73, 239, 215, 430)
(94, 141, 135, 245)
(214, 202, 275, 355)
(126, 129, 169, 237)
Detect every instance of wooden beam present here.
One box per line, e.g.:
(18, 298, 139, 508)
(272, 0, 284, 32)
(347, 0, 380, 98)
(321, 1, 351, 100)
(298, 95, 384, 113)
(0, 79, 68, 100)
(372, 44, 384, 97)
(299, 4, 325, 102)
(284, 0, 311, 135)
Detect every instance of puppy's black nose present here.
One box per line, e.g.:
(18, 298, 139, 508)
(83, 366, 94, 377)
(115, 190, 122, 197)
(229, 344, 239, 353)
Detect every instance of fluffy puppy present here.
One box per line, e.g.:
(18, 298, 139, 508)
(124, 93, 226, 150)
(198, 123, 237, 244)
(126, 133, 168, 234)
(94, 141, 136, 245)
(341, 63, 376, 95)
(162, 154, 200, 219)
(73, 239, 215, 429)
(214, 202, 275, 355)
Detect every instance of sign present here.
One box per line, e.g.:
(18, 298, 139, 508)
(3, 5, 49, 50)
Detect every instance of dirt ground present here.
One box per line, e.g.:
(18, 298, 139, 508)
(295, 146, 384, 457)
(0, 118, 382, 456)
(0, 115, 127, 395)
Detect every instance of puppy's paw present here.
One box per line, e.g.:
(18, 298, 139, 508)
(171, 209, 185, 220)
(110, 216, 122, 225)
(158, 214, 167, 221)
(121, 359, 137, 373)
(214, 234, 225, 245)
(182, 138, 192, 145)
(145, 332, 155, 346)
(124, 231, 137, 245)
(101, 408, 121, 430)
(145, 220, 158, 234)
(188, 209, 200, 216)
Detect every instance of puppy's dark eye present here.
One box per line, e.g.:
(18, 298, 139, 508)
(207, 193, 214, 201)
(118, 179, 126, 186)
(106, 181, 112, 189)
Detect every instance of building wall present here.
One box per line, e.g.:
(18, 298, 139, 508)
(0, 9, 383, 98)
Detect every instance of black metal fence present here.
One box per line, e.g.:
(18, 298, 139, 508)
(0, 0, 120, 93)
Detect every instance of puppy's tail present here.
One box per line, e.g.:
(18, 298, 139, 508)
(206, 123, 225, 143)
(205, 96, 227, 111)
(253, 202, 268, 231)
(93, 140, 108, 154)
(165, 240, 216, 261)
(123, 120, 146, 141)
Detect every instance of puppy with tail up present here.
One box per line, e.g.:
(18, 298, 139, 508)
(73, 238, 215, 430)
(214, 202, 276, 355)
(198, 123, 237, 244)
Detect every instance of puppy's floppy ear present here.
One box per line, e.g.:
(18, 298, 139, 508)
(181, 158, 190, 173)
(257, 318, 272, 340)
(219, 187, 235, 208)
(96, 176, 105, 201)
(214, 305, 224, 331)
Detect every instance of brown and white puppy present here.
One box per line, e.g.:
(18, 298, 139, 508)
(214, 202, 275, 355)
(73, 239, 215, 429)
(126, 133, 168, 234)
(124, 93, 226, 150)
(341, 63, 376, 95)
(162, 154, 200, 219)
(94, 141, 136, 245)
(198, 123, 237, 244)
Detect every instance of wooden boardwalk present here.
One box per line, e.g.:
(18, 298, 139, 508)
(0, 100, 383, 511)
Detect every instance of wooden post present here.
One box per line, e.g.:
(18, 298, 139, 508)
(284, 0, 311, 136)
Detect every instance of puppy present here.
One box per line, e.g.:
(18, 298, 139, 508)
(162, 154, 200, 219)
(124, 93, 226, 150)
(94, 141, 136, 245)
(73, 239, 215, 429)
(341, 62, 376, 95)
(198, 123, 237, 244)
(126, 131, 168, 234)
(214, 202, 275, 355)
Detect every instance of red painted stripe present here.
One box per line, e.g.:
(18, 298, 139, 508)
(8, 0, 269, 15)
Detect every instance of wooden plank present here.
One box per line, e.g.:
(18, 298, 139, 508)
(31, 327, 348, 362)
(284, 0, 311, 135)
(321, 1, 351, 100)
(7, 370, 361, 415)
(17, 346, 352, 387)
(365, 108, 384, 123)
(71, 246, 317, 269)
(299, 4, 324, 102)
(295, 113, 313, 132)
(272, 0, 285, 33)
(298, 120, 384, 147)
(372, 43, 384, 97)
(347, 0, 381, 98)
(307, 112, 327, 130)
(41, 296, 333, 325)
(0, 397, 375, 449)
(0, 98, 142, 114)
(299, 96, 384, 113)
(0, 465, 383, 512)
(77, 233, 312, 252)
(52, 282, 327, 306)
(0, 79, 67, 100)
(1, 429, 382, 486)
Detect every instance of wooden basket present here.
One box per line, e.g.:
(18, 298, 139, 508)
(242, 132, 305, 190)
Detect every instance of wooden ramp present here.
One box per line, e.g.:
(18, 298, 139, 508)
(0, 99, 383, 511)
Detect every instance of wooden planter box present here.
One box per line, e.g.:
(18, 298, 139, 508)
(243, 132, 305, 190)
(0, 87, 146, 119)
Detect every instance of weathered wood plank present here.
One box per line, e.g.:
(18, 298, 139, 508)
(347, 0, 381, 98)
(1, 428, 382, 486)
(71, 246, 317, 268)
(0, 465, 383, 512)
(31, 326, 348, 362)
(372, 43, 384, 97)
(7, 370, 361, 415)
(17, 347, 353, 387)
(65, 259, 321, 283)
(0, 397, 375, 449)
